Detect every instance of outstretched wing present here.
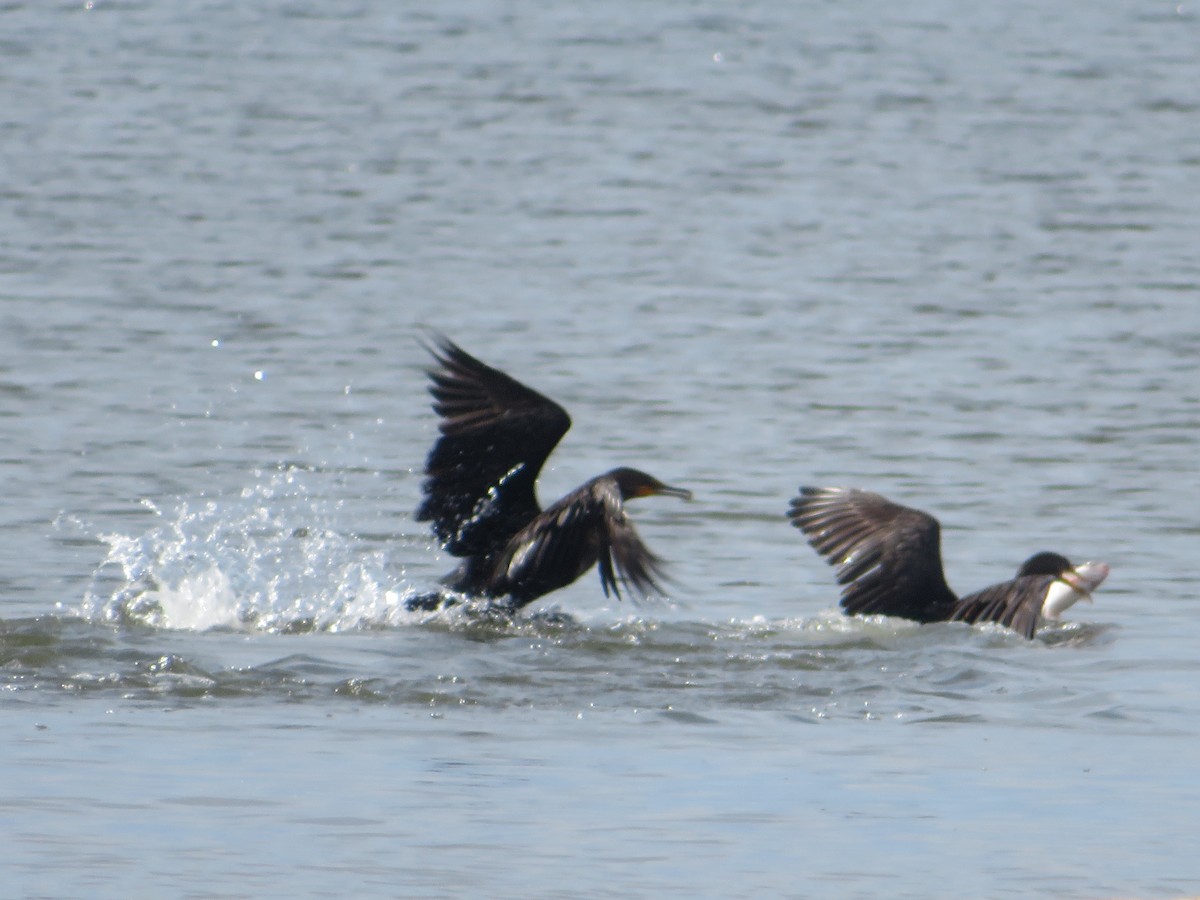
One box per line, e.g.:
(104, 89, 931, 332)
(948, 576, 1054, 640)
(787, 486, 958, 622)
(492, 476, 669, 606)
(416, 336, 571, 558)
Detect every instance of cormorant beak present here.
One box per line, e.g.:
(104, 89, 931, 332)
(1059, 561, 1110, 601)
(650, 483, 693, 501)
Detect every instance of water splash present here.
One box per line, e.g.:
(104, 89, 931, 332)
(77, 467, 419, 633)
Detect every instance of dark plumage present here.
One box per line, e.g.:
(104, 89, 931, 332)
(787, 487, 1109, 639)
(410, 337, 691, 612)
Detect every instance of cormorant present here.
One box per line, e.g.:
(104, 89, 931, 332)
(787, 486, 1108, 639)
(409, 336, 691, 612)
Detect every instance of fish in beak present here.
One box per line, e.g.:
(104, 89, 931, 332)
(1059, 561, 1110, 601)
(1043, 561, 1110, 619)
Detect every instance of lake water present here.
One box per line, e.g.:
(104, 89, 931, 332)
(2, 1, 1199, 897)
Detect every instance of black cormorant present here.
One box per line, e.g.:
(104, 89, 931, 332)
(787, 486, 1108, 639)
(409, 337, 691, 612)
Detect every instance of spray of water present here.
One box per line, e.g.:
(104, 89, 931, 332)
(77, 467, 423, 632)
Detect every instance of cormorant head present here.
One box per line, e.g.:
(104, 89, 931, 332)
(1018, 551, 1110, 603)
(608, 467, 693, 502)
(1017, 551, 1073, 578)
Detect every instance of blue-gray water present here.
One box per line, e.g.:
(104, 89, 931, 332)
(3, 1, 1199, 897)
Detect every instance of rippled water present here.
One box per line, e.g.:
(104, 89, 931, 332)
(3, 1, 1199, 897)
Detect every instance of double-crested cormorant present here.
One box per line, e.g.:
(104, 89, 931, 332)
(787, 486, 1109, 639)
(409, 336, 691, 612)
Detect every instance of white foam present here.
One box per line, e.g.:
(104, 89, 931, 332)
(77, 467, 422, 633)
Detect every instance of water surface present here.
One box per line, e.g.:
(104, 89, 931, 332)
(2, 1, 1199, 897)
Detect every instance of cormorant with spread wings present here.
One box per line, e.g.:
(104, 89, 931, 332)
(788, 486, 1108, 639)
(409, 337, 691, 612)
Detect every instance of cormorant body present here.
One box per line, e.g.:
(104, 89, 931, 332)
(788, 486, 1108, 639)
(410, 337, 690, 612)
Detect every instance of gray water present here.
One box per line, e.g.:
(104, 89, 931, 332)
(2, 1, 1199, 897)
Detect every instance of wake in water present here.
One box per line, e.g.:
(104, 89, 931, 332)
(67, 465, 691, 636)
(64, 466, 1115, 651)
(12, 467, 1115, 712)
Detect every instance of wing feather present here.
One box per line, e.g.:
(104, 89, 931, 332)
(416, 336, 571, 558)
(491, 477, 669, 605)
(788, 486, 959, 622)
(949, 576, 1053, 640)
